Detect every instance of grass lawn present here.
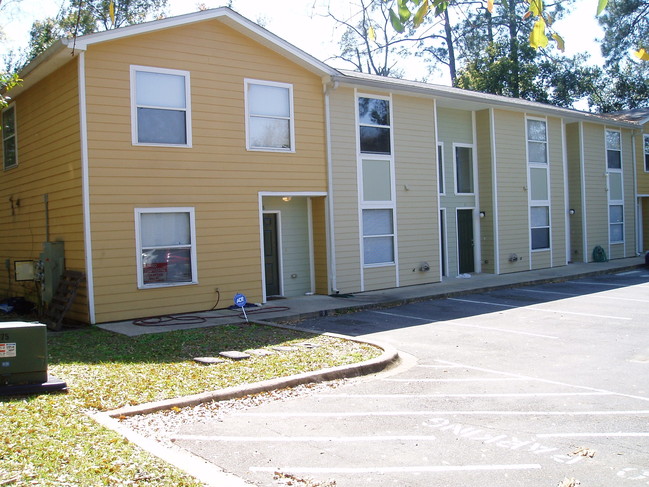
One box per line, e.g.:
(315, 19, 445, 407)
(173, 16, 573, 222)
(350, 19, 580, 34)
(1, 322, 380, 486)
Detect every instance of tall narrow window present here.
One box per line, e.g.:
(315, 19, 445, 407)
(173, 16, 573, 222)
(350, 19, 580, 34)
(643, 134, 649, 172)
(131, 66, 191, 146)
(527, 118, 550, 251)
(606, 130, 624, 244)
(245, 79, 294, 151)
(2, 105, 17, 169)
(358, 95, 395, 266)
(135, 208, 197, 288)
(454, 145, 473, 194)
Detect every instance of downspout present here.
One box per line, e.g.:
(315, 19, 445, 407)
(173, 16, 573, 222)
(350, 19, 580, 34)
(631, 131, 640, 255)
(324, 81, 338, 294)
(78, 51, 96, 324)
(562, 119, 570, 264)
(490, 108, 500, 274)
(433, 99, 442, 282)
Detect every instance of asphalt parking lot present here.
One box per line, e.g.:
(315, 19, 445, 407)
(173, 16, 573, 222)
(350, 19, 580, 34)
(173, 269, 649, 486)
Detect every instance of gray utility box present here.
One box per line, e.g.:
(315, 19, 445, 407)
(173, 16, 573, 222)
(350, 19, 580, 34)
(0, 322, 48, 386)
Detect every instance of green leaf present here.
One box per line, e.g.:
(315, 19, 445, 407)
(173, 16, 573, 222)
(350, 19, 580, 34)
(529, 18, 548, 48)
(413, 0, 430, 28)
(596, 0, 608, 16)
(398, 2, 412, 22)
(389, 8, 406, 33)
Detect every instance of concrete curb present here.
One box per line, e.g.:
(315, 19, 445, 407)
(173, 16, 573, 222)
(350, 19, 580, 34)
(107, 334, 399, 418)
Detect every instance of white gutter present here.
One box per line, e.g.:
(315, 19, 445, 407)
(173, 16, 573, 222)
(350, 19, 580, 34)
(78, 52, 96, 324)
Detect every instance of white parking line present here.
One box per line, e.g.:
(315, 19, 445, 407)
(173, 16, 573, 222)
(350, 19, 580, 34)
(448, 297, 632, 320)
(536, 432, 649, 438)
(384, 377, 528, 383)
(318, 392, 614, 399)
(371, 310, 559, 338)
(520, 289, 649, 303)
(436, 360, 649, 403)
(172, 435, 438, 442)
(250, 464, 543, 474)
(236, 410, 649, 418)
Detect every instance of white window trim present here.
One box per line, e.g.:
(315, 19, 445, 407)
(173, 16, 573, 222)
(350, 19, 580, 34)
(643, 134, 649, 173)
(453, 143, 475, 195)
(437, 142, 445, 195)
(356, 92, 397, 269)
(244, 78, 295, 153)
(605, 129, 624, 245)
(2, 104, 17, 170)
(130, 65, 192, 148)
(526, 117, 551, 252)
(134, 207, 198, 289)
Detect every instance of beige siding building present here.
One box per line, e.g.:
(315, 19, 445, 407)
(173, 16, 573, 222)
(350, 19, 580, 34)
(1, 8, 645, 325)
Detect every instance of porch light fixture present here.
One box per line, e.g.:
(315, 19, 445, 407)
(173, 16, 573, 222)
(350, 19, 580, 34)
(282, 197, 292, 202)
(479, 211, 486, 218)
(569, 209, 575, 215)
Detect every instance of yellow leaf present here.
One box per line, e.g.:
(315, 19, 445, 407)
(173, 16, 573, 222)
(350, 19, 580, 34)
(529, 18, 548, 49)
(634, 48, 649, 61)
(109, 1, 115, 25)
(487, 0, 494, 13)
(552, 33, 565, 52)
(529, 0, 544, 17)
(597, 0, 608, 16)
(368, 25, 376, 42)
(413, 0, 430, 28)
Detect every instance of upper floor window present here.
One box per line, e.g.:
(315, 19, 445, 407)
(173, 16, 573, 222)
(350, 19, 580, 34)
(605, 129, 621, 169)
(2, 105, 17, 169)
(245, 79, 294, 151)
(358, 96, 391, 154)
(131, 66, 191, 147)
(454, 145, 473, 194)
(644, 134, 649, 172)
(527, 119, 547, 164)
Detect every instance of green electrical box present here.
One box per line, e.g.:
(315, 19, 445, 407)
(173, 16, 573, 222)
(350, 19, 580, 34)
(0, 322, 48, 386)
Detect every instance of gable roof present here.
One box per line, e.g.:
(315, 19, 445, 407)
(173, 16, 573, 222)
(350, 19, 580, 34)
(12, 7, 338, 97)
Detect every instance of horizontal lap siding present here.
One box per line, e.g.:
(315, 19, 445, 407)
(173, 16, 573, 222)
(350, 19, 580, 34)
(84, 20, 327, 323)
(493, 110, 528, 274)
(0, 62, 87, 322)
(394, 95, 438, 287)
(328, 87, 361, 293)
(582, 123, 608, 261)
(475, 109, 495, 273)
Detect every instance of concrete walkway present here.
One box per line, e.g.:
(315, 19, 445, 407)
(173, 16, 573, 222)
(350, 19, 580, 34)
(99, 256, 645, 337)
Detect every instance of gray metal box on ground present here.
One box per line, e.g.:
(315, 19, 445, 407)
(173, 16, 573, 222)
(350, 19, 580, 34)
(0, 322, 48, 386)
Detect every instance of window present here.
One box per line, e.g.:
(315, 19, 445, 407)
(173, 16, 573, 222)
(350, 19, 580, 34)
(437, 144, 445, 194)
(644, 134, 649, 172)
(358, 97, 390, 154)
(606, 129, 624, 244)
(609, 205, 624, 243)
(527, 118, 550, 250)
(606, 129, 621, 169)
(531, 206, 550, 250)
(455, 145, 473, 194)
(135, 208, 197, 288)
(363, 209, 394, 265)
(131, 66, 191, 147)
(2, 105, 17, 169)
(245, 79, 294, 151)
(358, 95, 395, 266)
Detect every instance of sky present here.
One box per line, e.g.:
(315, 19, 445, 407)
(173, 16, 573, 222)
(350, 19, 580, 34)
(0, 0, 605, 85)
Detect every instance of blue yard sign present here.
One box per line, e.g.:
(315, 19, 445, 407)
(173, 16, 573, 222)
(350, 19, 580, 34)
(234, 293, 249, 322)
